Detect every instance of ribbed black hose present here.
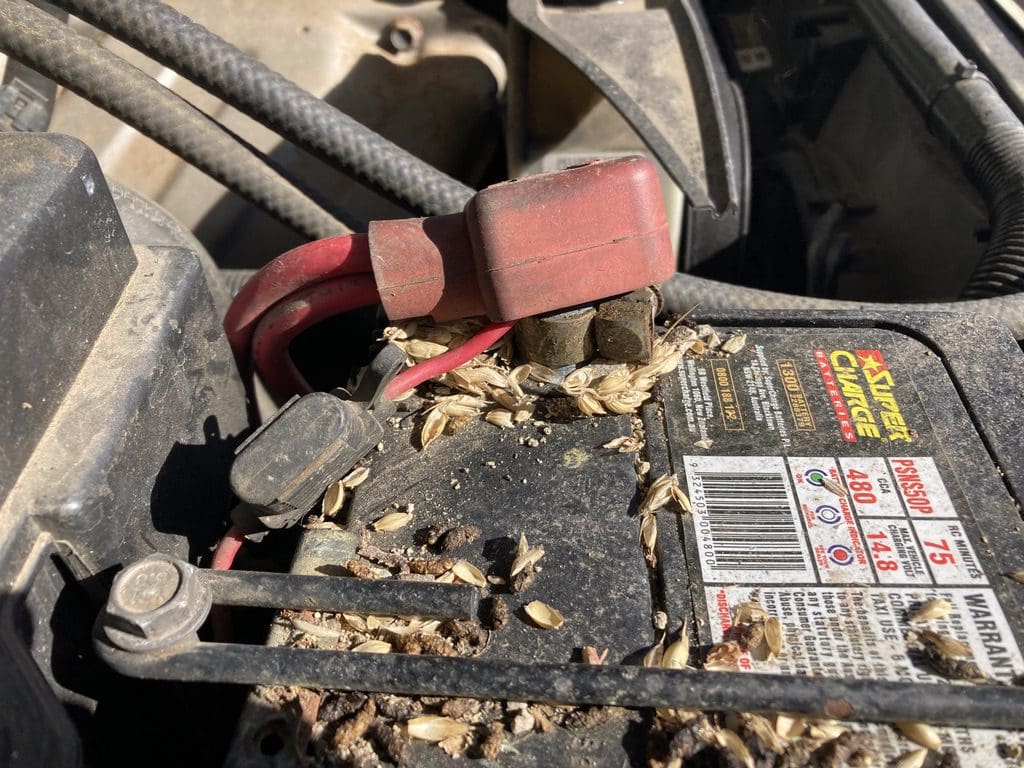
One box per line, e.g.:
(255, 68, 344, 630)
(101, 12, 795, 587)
(51, 0, 476, 215)
(661, 273, 1024, 338)
(0, 0, 346, 241)
(853, 0, 1024, 299)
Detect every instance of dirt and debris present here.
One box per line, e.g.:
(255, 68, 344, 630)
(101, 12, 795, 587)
(437, 523, 483, 552)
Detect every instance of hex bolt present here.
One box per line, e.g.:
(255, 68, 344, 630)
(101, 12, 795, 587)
(102, 554, 212, 653)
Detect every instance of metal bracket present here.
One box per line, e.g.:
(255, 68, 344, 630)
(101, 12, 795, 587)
(95, 557, 1024, 729)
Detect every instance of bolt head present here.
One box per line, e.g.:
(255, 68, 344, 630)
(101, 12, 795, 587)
(103, 555, 211, 652)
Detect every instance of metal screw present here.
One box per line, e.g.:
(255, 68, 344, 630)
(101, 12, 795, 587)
(102, 554, 212, 652)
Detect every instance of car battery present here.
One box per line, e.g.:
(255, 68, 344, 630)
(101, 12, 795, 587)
(219, 308, 1024, 766)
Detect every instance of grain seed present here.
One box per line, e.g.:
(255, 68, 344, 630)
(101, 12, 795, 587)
(720, 333, 748, 355)
(371, 511, 412, 532)
(896, 722, 942, 751)
(420, 409, 447, 449)
(764, 617, 783, 658)
(733, 601, 770, 624)
(662, 624, 690, 670)
(603, 435, 641, 453)
(451, 560, 486, 587)
(704, 641, 741, 670)
(406, 715, 473, 742)
(639, 511, 658, 567)
(510, 537, 545, 577)
(404, 340, 449, 360)
(342, 466, 371, 489)
(908, 598, 952, 623)
(577, 390, 607, 416)
(561, 367, 594, 396)
(643, 634, 665, 668)
(918, 629, 972, 658)
(820, 476, 848, 498)
(528, 362, 562, 385)
(485, 409, 514, 428)
(774, 714, 805, 740)
(714, 729, 754, 768)
(524, 600, 564, 629)
(351, 640, 392, 654)
(321, 481, 345, 517)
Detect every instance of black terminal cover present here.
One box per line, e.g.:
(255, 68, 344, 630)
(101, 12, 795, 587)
(230, 393, 383, 522)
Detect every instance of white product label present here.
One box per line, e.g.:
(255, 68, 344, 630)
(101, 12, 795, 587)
(684, 454, 1024, 765)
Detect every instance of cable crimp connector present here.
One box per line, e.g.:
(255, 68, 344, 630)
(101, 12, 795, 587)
(229, 393, 383, 527)
(367, 155, 675, 322)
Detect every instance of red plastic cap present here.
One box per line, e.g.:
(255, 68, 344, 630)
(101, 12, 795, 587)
(466, 156, 674, 321)
(368, 156, 675, 322)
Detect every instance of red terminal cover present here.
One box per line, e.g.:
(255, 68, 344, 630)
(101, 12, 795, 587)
(368, 156, 675, 322)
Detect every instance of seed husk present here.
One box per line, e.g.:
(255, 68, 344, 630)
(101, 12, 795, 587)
(577, 390, 607, 416)
(603, 435, 641, 453)
(639, 474, 676, 515)
(820, 476, 848, 498)
(342, 613, 368, 631)
(720, 333, 748, 355)
(639, 511, 658, 567)
(670, 485, 692, 514)
(693, 438, 714, 450)
(528, 362, 562, 385)
(917, 629, 972, 658)
(704, 641, 742, 670)
(485, 409, 514, 428)
(321, 481, 345, 517)
(595, 367, 632, 396)
(643, 633, 665, 668)
(451, 560, 486, 587)
(510, 534, 545, 577)
(764, 616, 784, 658)
(561, 368, 593, 396)
(406, 715, 473, 742)
(774, 713, 806, 739)
(714, 728, 754, 768)
(733, 600, 770, 624)
(582, 646, 608, 665)
(895, 721, 942, 751)
(524, 600, 564, 629)
(351, 639, 392, 654)
(371, 511, 412, 532)
(893, 748, 929, 768)
(342, 466, 370, 488)
(1008, 569, 1024, 584)
(404, 340, 449, 360)
(420, 409, 447, 449)
(662, 625, 690, 670)
(908, 598, 952, 623)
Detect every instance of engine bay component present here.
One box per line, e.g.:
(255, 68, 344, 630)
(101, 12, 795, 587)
(6, 0, 1024, 765)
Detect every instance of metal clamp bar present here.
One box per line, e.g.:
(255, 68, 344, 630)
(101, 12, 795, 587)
(94, 632, 1024, 729)
(203, 569, 479, 619)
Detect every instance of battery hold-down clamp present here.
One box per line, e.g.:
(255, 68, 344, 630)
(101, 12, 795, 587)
(226, 156, 675, 529)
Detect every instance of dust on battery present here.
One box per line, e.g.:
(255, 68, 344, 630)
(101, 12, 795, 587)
(255, 318, 950, 767)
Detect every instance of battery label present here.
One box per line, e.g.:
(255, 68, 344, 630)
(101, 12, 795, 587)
(664, 329, 1024, 765)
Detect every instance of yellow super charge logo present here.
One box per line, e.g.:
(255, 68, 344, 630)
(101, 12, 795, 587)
(813, 348, 912, 443)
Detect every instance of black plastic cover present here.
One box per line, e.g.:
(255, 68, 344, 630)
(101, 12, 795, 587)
(230, 392, 383, 523)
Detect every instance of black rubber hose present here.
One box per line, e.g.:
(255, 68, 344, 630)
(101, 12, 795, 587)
(661, 273, 1024, 337)
(853, 0, 1024, 299)
(51, 0, 476, 215)
(0, 0, 346, 241)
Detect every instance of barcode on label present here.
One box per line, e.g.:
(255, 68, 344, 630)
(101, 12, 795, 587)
(686, 456, 815, 583)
